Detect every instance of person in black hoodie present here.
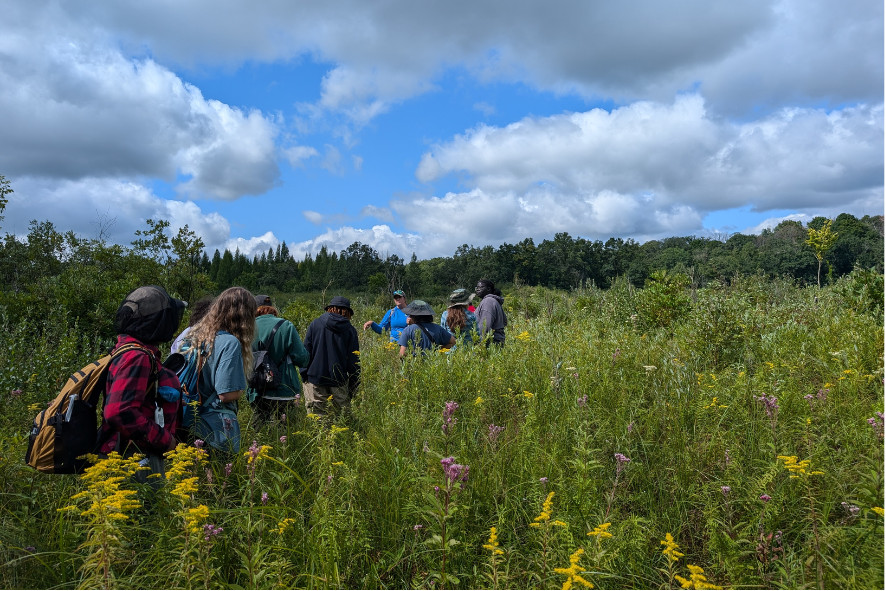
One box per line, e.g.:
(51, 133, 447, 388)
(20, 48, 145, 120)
(300, 296, 360, 417)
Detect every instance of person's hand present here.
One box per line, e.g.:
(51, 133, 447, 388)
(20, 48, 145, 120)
(363, 320, 373, 330)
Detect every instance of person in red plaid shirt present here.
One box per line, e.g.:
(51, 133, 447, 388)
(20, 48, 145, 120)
(100, 285, 186, 478)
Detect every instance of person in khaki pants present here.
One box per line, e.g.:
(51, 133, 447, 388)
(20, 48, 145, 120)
(300, 296, 360, 417)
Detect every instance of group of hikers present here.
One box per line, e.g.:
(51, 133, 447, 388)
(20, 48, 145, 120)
(96, 279, 508, 479)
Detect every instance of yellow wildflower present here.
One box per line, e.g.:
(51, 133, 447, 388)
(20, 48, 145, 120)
(554, 548, 593, 589)
(184, 504, 209, 535)
(523, 391, 534, 398)
(171, 476, 199, 501)
(483, 526, 504, 555)
(27, 403, 43, 413)
(514, 331, 530, 341)
(530, 491, 555, 527)
(332, 461, 345, 467)
(552, 520, 569, 528)
(587, 522, 613, 539)
(245, 444, 272, 465)
(307, 413, 320, 420)
(674, 564, 723, 589)
(777, 455, 824, 478)
(661, 532, 684, 562)
(475, 396, 484, 405)
(277, 517, 296, 535)
(872, 507, 884, 517)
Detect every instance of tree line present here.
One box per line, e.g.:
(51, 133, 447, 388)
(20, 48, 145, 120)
(0, 173, 881, 342)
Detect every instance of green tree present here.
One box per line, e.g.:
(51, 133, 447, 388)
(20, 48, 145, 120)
(805, 218, 838, 288)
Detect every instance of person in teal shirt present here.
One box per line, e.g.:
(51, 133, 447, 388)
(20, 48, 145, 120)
(363, 290, 409, 342)
(247, 295, 310, 424)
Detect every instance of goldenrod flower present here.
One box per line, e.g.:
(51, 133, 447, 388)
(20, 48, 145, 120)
(777, 455, 824, 478)
(514, 331, 530, 341)
(674, 564, 723, 589)
(475, 396, 484, 405)
(552, 519, 569, 528)
(530, 491, 556, 527)
(588, 523, 613, 539)
(483, 526, 504, 555)
(184, 504, 209, 535)
(554, 548, 593, 589)
(661, 532, 684, 562)
(872, 507, 884, 517)
(276, 517, 296, 535)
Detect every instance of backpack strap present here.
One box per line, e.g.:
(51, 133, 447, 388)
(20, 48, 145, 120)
(416, 323, 443, 348)
(263, 319, 286, 361)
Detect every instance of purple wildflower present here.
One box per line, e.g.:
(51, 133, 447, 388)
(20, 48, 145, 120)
(10, 389, 22, 397)
(205, 468, 213, 485)
(614, 453, 631, 477)
(721, 486, 731, 496)
(868, 413, 884, 439)
(440, 456, 470, 485)
(224, 463, 233, 477)
(841, 501, 860, 516)
(279, 435, 287, 443)
(754, 394, 779, 419)
(488, 424, 504, 444)
(442, 401, 459, 435)
(203, 524, 223, 541)
(194, 439, 205, 448)
(760, 494, 772, 503)
(413, 524, 423, 531)
(539, 477, 549, 485)
(577, 394, 588, 407)
(627, 421, 634, 433)
(261, 491, 269, 505)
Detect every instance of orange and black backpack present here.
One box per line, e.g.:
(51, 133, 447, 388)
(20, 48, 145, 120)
(25, 343, 154, 474)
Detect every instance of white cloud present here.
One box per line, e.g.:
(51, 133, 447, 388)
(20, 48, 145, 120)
(303, 211, 324, 224)
(408, 96, 882, 248)
(0, 2, 280, 200)
(289, 225, 423, 260)
(283, 145, 320, 168)
(222, 232, 281, 258)
(2, 177, 230, 248)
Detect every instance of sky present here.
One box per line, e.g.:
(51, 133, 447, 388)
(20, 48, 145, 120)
(0, 0, 883, 261)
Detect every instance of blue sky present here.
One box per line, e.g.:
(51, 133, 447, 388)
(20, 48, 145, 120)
(1, 1, 882, 261)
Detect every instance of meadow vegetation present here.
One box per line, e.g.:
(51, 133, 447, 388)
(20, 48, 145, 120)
(0, 269, 882, 589)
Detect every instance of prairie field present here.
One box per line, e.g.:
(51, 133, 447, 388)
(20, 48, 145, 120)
(0, 273, 883, 589)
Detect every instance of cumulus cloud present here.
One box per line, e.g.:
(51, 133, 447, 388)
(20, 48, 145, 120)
(2, 178, 230, 249)
(64, 1, 880, 123)
(222, 232, 281, 257)
(409, 96, 882, 247)
(289, 225, 423, 261)
(0, 2, 280, 200)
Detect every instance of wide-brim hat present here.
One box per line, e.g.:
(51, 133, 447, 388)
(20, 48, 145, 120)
(403, 299, 434, 317)
(325, 295, 353, 313)
(448, 288, 471, 307)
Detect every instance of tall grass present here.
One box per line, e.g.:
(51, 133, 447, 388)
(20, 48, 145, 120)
(0, 274, 882, 589)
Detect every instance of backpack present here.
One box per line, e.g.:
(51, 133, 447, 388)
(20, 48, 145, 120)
(171, 347, 203, 430)
(25, 343, 156, 474)
(172, 344, 241, 454)
(247, 319, 286, 396)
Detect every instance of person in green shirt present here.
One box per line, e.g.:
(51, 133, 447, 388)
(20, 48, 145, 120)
(247, 295, 310, 424)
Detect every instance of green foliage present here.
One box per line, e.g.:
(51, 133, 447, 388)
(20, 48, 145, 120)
(635, 270, 692, 329)
(1, 276, 882, 589)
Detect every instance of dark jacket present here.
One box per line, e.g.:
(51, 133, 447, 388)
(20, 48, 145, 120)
(301, 312, 360, 393)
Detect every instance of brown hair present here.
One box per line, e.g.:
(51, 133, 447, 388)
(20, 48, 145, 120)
(445, 306, 468, 332)
(256, 305, 278, 317)
(327, 306, 353, 319)
(187, 286, 257, 376)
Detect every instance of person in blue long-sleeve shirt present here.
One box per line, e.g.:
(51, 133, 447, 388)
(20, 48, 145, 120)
(362, 290, 409, 343)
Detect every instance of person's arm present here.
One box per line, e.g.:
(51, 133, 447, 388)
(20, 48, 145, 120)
(399, 345, 407, 358)
(219, 390, 244, 403)
(475, 300, 492, 335)
(446, 334, 456, 348)
(283, 322, 310, 367)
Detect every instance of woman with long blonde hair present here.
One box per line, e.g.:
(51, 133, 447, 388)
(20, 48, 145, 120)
(182, 286, 256, 453)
